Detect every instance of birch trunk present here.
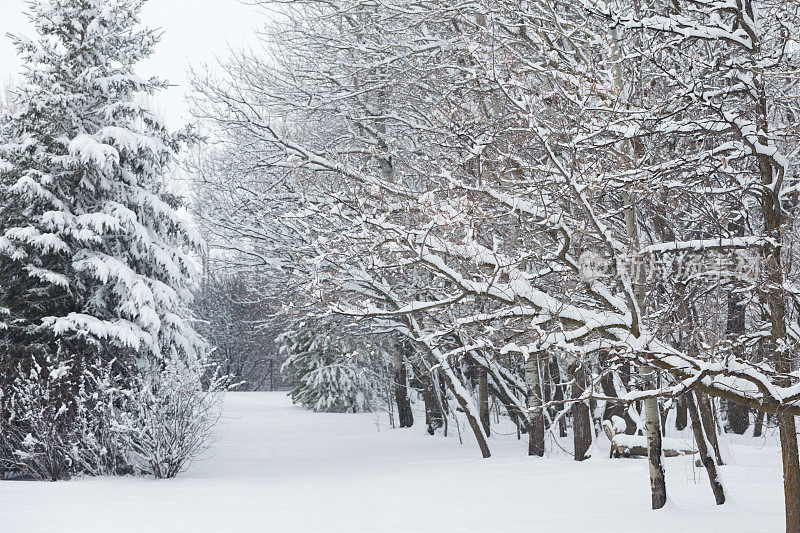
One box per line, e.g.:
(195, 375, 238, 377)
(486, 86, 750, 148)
(623, 186, 666, 509)
(643, 367, 667, 509)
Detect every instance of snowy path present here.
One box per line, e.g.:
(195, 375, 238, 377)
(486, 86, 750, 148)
(0, 392, 786, 532)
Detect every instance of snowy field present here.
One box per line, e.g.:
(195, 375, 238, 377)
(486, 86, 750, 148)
(0, 392, 786, 532)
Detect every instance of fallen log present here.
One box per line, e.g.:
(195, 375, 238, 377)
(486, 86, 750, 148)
(603, 419, 696, 458)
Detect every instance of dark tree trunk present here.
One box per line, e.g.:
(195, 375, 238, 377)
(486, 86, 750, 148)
(570, 363, 592, 461)
(687, 393, 725, 505)
(572, 401, 592, 461)
(754, 409, 765, 438)
(675, 396, 688, 431)
(478, 366, 490, 436)
(394, 345, 413, 428)
(726, 254, 750, 434)
(753, 71, 800, 531)
(526, 355, 544, 456)
(753, 344, 766, 438)
(438, 372, 449, 415)
(727, 401, 750, 435)
(420, 370, 443, 434)
(269, 359, 274, 391)
(697, 392, 724, 465)
(780, 414, 800, 533)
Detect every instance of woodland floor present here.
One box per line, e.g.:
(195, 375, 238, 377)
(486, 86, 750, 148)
(0, 392, 787, 532)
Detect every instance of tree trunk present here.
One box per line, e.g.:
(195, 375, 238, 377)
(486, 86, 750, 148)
(622, 153, 666, 507)
(643, 368, 667, 509)
(780, 414, 800, 533)
(687, 393, 725, 505)
(394, 345, 413, 428)
(471, 352, 529, 436)
(727, 401, 750, 435)
(440, 366, 490, 458)
(549, 358, 568, 437)
(752, 43, 799, 531)
(269, 359, 274, 391)
(726, 247, 750, 434)
(420, 370, 443, 434)
(526, 355, 544, 456)
(675, 396, 688, 431)
(697, 392, 724, 465)
(478, 366, 490, 437)
(599, 355, 635, 433)
(571, 363, 591, 461)
(754, 409, 765, 438)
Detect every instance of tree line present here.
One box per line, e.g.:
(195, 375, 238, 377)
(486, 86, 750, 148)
(188, 0, 800, 530)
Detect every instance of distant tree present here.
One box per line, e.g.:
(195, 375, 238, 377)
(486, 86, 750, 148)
(194, 271, 287, 390)
(280, 321, 380, 413)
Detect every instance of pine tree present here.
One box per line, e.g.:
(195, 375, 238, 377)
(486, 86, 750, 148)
(280, 326, 377, 413)
(0, 0, 209, 479)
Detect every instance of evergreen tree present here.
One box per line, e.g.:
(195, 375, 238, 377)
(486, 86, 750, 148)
(280, 326, 377, 413)
(0, 0, 209, 479)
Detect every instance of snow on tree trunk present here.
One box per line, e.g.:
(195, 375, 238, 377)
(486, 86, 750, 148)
(697, 394, 725, 467)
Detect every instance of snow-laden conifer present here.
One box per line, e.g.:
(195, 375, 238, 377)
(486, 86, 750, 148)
(0, 0, 202, 362)
(0, 0, 212, 480)
(280, 325, 377, 413)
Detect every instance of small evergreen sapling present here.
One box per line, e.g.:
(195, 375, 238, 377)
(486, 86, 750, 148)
(280, 326, 377, 413)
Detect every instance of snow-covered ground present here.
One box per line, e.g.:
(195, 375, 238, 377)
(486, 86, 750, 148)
(0, 392, 786, 532)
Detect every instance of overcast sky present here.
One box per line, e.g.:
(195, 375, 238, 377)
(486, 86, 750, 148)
(0, 0, 260, 128)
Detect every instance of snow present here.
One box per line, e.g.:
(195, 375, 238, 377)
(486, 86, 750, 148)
(0, 392, 786, 532)
(612, 433, 695, 453)
(68, 134, 119, 171)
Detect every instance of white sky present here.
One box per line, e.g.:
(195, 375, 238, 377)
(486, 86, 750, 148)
(0, 0, 260, 128)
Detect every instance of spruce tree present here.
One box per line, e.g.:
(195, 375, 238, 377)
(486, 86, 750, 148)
(280, 326, 377, 413)
(0, 0, 208, 479)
